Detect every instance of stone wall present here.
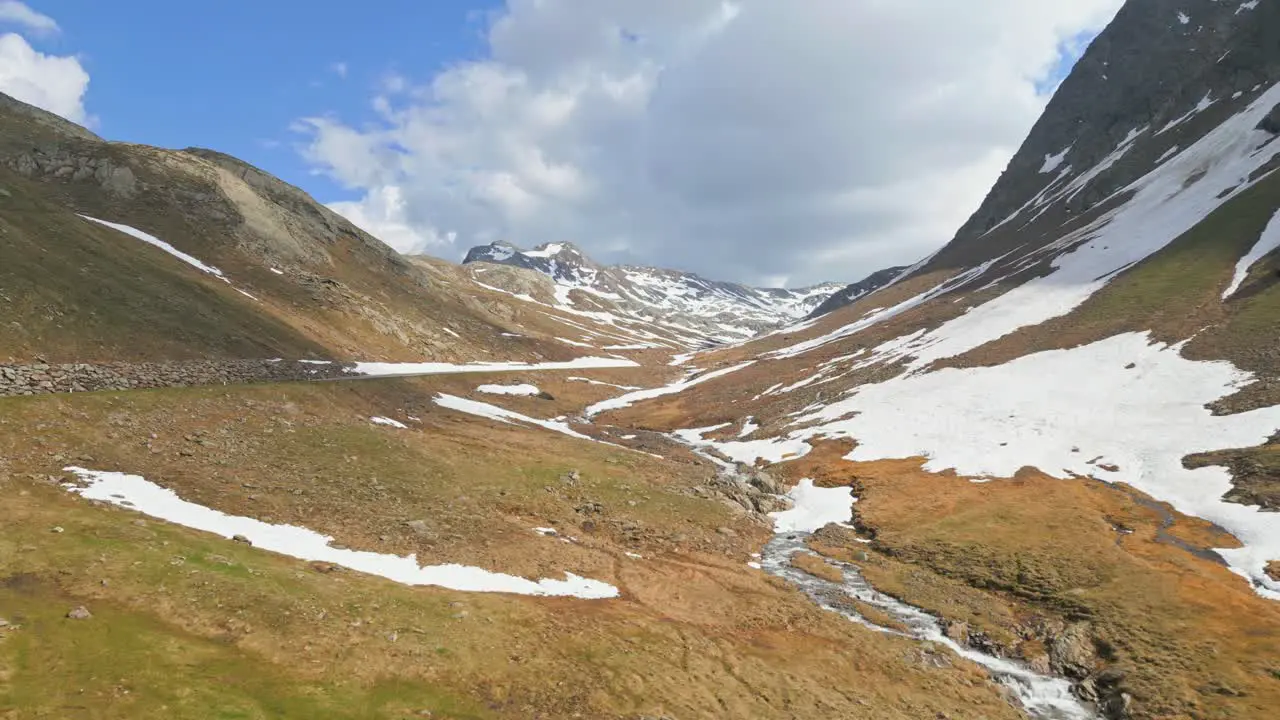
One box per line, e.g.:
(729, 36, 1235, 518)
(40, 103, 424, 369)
(0, 360, 357, 397)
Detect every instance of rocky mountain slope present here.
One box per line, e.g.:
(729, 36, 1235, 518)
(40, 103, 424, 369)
(589, 2, 1280, 717)
(804, 265, 909, 319)
(463, 241, 842, 345)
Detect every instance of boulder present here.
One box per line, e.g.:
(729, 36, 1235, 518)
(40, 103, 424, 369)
(1258, 103, 1280, 134)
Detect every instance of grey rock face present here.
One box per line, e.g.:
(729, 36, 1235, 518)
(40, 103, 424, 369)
(921, 0, 1280, 277)
(6, 147, 139, 198)
(1258, 102, 1280, 133)
(805, 265, 909, 319)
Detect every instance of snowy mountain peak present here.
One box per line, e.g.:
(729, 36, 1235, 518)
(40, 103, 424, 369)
(462, 241, 842, 345)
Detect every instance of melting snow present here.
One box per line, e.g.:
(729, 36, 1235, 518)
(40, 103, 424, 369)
(1157, 92, 1216, 136)
(434, 394, 597, 442)
(780, 333, 1280, 600)
(1039, 146, 1071, 174)
(1177, 11, 1190, 24)
(769, 479, 854, 534)
(523, 243, 565, 258)
(370, 416, 408, 429)
(557, 338, 594, 348)
(567, 376, 642, 391)
(584, 362, 754, 417)
(352, 357, 638, 378)
(1223, 209, 1280, 299)
(477, 383, 542, 396)
(81, 215, 224, 277)
(675, 423, 811, 467)
(62, 468, 618, 599)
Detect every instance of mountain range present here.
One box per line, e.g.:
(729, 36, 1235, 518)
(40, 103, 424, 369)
(462, 240, 843, 346)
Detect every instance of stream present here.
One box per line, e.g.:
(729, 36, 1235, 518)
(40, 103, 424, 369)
(760, 532, 1100, 719)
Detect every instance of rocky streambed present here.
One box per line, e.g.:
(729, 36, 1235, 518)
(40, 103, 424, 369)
(759, 531, 1100, 720)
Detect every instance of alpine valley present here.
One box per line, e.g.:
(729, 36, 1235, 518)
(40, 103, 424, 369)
(2, 1, 1280, 720)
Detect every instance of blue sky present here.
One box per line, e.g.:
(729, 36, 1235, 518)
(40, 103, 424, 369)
(25, 0, 497, 200)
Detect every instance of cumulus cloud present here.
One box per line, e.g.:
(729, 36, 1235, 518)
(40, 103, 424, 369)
(0, 1, 57, 35)
(0, 31, 90, 124)
(296, 0, 1123, 286)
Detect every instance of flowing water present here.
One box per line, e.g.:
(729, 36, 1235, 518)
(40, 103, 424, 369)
(760, 532, 1100, 719)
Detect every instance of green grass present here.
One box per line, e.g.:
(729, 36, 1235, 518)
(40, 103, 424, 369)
(0, 582, 486, 719)
(0, 166, 329, 363)
(1061, 167, 1280, 338)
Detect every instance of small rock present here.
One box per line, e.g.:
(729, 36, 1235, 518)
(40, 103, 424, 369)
(1265, 560, 1280, 582)
(404, 519, 432, 535)
(716, 526, 737, 537)
(51, 526, 64, 534)
(943, 620, 969, 644)
(452, 610, 470, 620)
(0, 618, 9, 628)
(231, 534, 252, 545)
(66, 606, 92, 620)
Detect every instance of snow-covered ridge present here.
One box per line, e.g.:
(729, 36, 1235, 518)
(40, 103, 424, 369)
(463, 241, 842, 345)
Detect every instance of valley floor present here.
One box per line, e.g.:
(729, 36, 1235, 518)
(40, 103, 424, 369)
(1, 352, 1278, 720)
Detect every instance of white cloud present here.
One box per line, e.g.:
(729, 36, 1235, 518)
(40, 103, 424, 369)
(296, 0, 1123, 286)
(0, 1, 57, 35)
(330, 61, 348, 78)
(0, 31, 90, 124)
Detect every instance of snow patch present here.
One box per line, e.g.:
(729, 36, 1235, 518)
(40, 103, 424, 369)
(434, 394, 597, 443)
(62, 468, 617, 599)
(81, 215, 224, 277)
(370, 416, 408, 429)
(567, 376, 642, 391)
(1223, 209, 1280, 299)
(1039, 146, 1071, 174)
(584, 362, 754, 417)
(352, 357, 638, 378)
(477, 384, 541, 396)
(769, 479, 854, 534)
(786, 333, 1280, 600)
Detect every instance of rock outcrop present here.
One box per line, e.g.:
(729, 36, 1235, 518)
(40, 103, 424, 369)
(805, 265, 909, 319)
(0, 360, 356, 397)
